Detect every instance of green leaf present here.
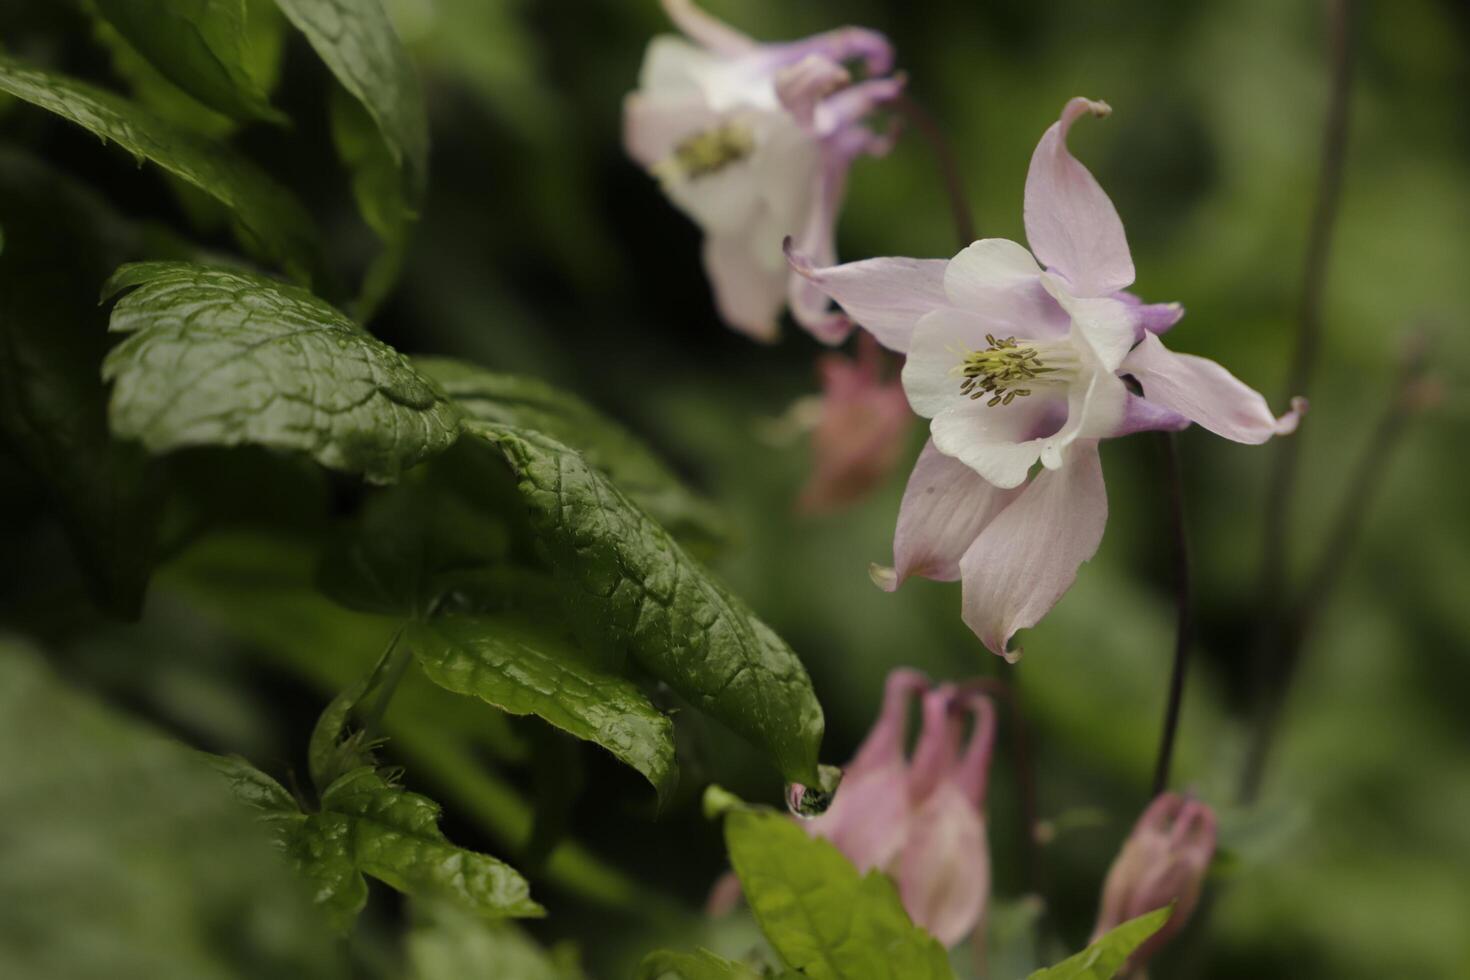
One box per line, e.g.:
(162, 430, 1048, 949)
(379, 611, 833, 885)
(0, 151, 164, 617)
(0, 637, 344, 978)
(408, 900, 586, 980)
(330, 80, 411, 321)
(636, 948, 763, 980)
(472, 423, 823, 786)
(721, 807, 953, 980)
(1026, 907, 1173, 980)
(416, 357, 727, 551)
(273, 0, 428, 199)
(0, 56, 317, 278)
(407, 614, 678, 804)
(307, 631, 404, 791)
(91, 0, 286, 123)
(101, 261, 461, 483)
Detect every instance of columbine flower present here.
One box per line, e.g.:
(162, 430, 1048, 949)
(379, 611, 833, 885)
(808, 669, 996, 947)
(788, 97, 1303, 658)
(624, 0, 903, 343)
(797, 333, 914, 514)
(1093, 793, 1217, 975)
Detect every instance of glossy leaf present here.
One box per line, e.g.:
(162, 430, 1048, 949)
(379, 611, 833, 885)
(1026, 907, 1173, 980)
(636, 949, 764, 980)
(330, 80, 412, 321)
(473, 423, 823, 786)
(408, 614, 677, 803)
(721, 807, 954, 980)
(416, 357, 727, 550)
(0, 56, 317, 277)
(273, 0, 428, 198)
(101, 262, 461, 483)
(91, 0, 285, 123)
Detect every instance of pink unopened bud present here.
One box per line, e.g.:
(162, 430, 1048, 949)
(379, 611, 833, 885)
(796, 333, 913, 514)
(1092, 793, 1217, 973)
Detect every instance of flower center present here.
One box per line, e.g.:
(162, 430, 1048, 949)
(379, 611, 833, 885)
(957, 335, 1078, 406)
(661, 122, 755, 180)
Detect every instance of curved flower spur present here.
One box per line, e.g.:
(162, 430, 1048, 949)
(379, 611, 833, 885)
(787, 97, 1305, 659)
(624, 0, 904, 342)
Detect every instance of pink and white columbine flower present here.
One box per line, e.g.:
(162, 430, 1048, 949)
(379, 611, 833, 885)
(797, 333, 913, 514)
(624, 0, 903, 343)
(787, 97, 1304, 658)
(808, 669, 996, 946)
(1093, 793, 1217, 975)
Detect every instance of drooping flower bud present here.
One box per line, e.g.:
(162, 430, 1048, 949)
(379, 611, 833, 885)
(796, 333, 913, 514)
(1091, 792, 1217, 973)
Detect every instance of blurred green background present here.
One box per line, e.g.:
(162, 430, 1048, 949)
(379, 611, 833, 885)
(2, 0, 1467, 977)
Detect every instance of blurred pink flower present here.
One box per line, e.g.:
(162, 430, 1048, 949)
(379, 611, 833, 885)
(624, 0, 903, 343)
(791, 670, 997, 946)
(1093, 792, 1217, 974)
(789, 97, 1304, 658)
(797, 334, 914, 514)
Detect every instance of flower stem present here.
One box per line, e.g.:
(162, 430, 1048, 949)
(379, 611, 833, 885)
(1151, 431, 1193, 799)
(961, 676, 1045, 903)
(360, 626, 410, 740)
(893, 91, 976, 248)
(1245, 0, 1357, 801)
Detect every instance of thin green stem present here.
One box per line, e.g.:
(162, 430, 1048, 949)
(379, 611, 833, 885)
(1151, 431, 1193, 799)
(893, 91, 977, 248)
(360, 626, 409, 739)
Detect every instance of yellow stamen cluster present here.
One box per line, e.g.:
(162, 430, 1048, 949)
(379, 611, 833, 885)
(661, 123, 755, 180)
(959, 334, 1057, 406)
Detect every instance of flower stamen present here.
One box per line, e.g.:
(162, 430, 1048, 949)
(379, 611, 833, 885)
(656, 122, 756, 181)
(957, 334, 1075, 406)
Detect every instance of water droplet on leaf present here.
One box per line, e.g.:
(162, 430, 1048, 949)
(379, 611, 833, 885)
(785, 764, 843, 819)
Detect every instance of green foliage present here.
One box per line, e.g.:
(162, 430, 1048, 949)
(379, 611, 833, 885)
(476, 423, 824, 787)
(330, 84, 411, 320)
(0, 637, 343, 979)
(636, 948, 765, 980)
(0, 56, 317, 277)
(417, 356, 727, 551)
(409, 615, 678, 803)
(101, 261, 461, 482)
(1027, 907, 1172, 980)
(90, 0, 286, 123)
(704, 801, 953, 980)
(408, 900, 586, 980)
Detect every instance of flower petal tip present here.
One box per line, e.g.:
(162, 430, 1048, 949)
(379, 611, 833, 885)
(869, 562, 900, 592)
(1278, 396, 1309, 435)
(783, 236, 815, 277)
(1000, 645, 1022, 665)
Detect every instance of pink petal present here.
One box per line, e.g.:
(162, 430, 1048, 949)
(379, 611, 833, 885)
(1114, 393, 1191, 437)
(1122, 333, 1304, 444)
(772, 27, 894, 78)
(847, 668, 930, 774)
(785, 241, 949, 353)
(895, 784, 989, 948)
(774, 54, 851, 130)
(908, 685, 962, 801)
(661, 0, 757, 54)
(786, 154, 856, 344)
(877, 440, 1023, 590)
(959, 439, 1108, 659)
(1023, 98, 1135, 298)
(815, 76, 907, 140)
(705, 870, 743, 916)
(1115, 290, 1184, 339)
(703, 232, 786, 342)
(807, 761, 913, 872)
(951, 691, 998, 807)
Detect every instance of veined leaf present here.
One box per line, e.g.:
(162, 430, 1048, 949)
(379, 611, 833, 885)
(416, 357, 727, 551)
(408, 614, 677, 804)
(91, 0, 285, 123)
(330, 84, 411, 321)
(409, 900, 586, 980)
(0, 56, 317, 278)
(473, 423, 823, 786)
(274, 0, 427, 199)
(101, 262, 461, 483)
(1026, 907, 1172, 980)
(636, 949, 764, 980)
(720, 807, 953, 980)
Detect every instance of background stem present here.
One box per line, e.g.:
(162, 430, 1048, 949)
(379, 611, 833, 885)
(1151, 431, 1193, 799)
(893, 91, 977, 248)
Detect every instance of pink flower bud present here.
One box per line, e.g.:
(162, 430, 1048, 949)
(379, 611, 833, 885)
(1092, 793, 1217, 972)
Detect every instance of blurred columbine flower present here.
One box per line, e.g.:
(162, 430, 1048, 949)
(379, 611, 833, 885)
(788, 97, 1304, 658)
(623, 0, 903, 343)
(1093, 793, 1217, 975)
(796, 334, 914, 514)
(809, 669, 996, 947)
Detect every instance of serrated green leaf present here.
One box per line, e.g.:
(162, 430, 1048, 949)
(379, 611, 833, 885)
(636, 949, 763, 980)
(416, 357, 727, 551)
(0, 151, 165, 617)
(101, 261, 461, 483)
(91, 0, 286, 123)
(0, 638, 343, 979)
(307, 631, 403, 791)
(1026, 906, 1173, 980)
(722, 808, 953, 980)
(274, 0, 427, 199)
(320, 766, 544, 920)
(0, 56, 317, 277)
(409, 900, 586, 980)
(471, 423, 822, 786)
(407, 614, 678, 804)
